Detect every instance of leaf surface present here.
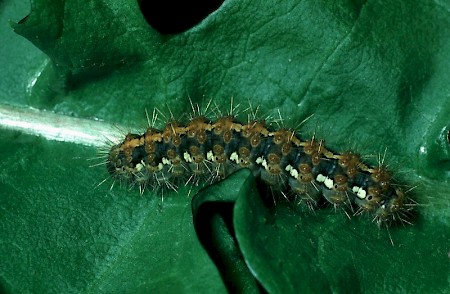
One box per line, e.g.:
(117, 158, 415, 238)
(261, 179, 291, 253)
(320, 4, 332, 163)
(1, 0, 449, 292)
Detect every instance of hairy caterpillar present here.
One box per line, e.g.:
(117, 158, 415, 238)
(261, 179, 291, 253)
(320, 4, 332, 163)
(105, 105, 414, 227)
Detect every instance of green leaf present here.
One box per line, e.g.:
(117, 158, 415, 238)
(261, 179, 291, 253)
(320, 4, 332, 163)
(192, 169, 259, 293)
(1, 0, 449, 293)
(0, 131, 226, 293)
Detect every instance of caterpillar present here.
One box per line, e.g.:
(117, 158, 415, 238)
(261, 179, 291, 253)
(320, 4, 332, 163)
(105, 105, 414, 227)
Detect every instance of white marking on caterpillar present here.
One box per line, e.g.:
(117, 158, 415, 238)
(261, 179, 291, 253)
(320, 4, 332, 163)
(285, 165, 299, 179)
(352, 186, 367, 199)
(184, 152, 193, 163)
(230, 152, 239, 164)
(207, 150, 214, 161)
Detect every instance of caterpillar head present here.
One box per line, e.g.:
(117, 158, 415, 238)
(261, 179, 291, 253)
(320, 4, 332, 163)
(374, 189, 410, 226)
(106, 134, 147, 183)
